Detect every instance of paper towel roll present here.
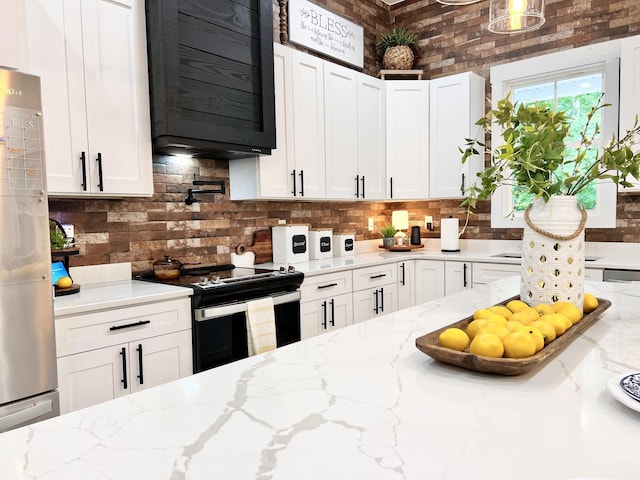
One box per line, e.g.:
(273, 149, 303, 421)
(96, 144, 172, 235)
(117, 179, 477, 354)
(441, 217, 460, 252)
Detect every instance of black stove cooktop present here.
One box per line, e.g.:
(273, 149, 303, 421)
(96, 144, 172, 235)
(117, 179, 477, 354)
(138, 264, 304, 307)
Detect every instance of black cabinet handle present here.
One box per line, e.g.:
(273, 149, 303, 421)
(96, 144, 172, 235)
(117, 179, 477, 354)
(318, 282, 338, 289)
(389, 177, 393, 199)
(96, 152, 104, 191)
(374, 289, 379, 314)
(321, 300, 327, 330)
(120, 347, 128, 389)
(361, 176, 365, 199)
(299, 170, 304, 196)
(370, 273, 386, 279)
(80, 151, 87, 191)
(380, 287, 384, 312)
(460, 173, 465, 194)
(291, 169, 296, 196)
(110, 320, 151, 331)
(355, 175, 360, 198)
(137, 344, 144, 385)
(463, 263, 468, 288)
(330, 299, 335, 326)
(400, 262, 406, 286)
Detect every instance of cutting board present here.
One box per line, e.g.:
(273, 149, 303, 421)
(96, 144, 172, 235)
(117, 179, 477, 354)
(231, 250, 255, 267)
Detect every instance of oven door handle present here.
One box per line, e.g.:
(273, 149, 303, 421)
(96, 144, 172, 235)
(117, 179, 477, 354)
(195, 291, 301, 320)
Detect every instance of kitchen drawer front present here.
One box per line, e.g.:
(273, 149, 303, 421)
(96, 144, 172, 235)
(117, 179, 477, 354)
(301, 271, 353, 303)
(55, 298, 192, 357)
(472, 262, 520, 285)
(352, 263, 397, 291)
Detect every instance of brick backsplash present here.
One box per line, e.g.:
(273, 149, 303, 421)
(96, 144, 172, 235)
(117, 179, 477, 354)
(49, 0, 640, 273)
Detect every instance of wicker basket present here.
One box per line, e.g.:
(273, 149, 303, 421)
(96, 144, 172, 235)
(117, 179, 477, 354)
(382, 45, 414, 70)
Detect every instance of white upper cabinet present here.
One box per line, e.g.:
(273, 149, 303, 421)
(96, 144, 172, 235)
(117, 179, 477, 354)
(429, 72, 486, 199)
(26, 0, 153, 197)
(385, 81, 430, 199)
(0, 0, 27, 71)
(620, 35, 640, 191)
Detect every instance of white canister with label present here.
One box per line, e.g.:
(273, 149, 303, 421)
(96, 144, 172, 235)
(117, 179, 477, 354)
(272, 225, 309, 264)
(309, 228, 333, 260)
(333, 232, 355, 257)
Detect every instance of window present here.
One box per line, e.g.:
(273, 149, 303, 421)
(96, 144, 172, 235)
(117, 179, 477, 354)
(489, 41, 621, 229)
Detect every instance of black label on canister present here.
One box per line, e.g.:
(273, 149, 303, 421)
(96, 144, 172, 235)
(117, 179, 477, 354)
(344, 238, 354, 251)
(320, 236, 331, 252)
(292, 234, 307, 254)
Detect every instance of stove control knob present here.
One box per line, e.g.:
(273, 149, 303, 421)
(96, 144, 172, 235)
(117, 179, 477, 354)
(288, 265, 296, 273)
(198, 276, 208, 286)
(279, 266, 286, 274)
(211, 275, 220, 284)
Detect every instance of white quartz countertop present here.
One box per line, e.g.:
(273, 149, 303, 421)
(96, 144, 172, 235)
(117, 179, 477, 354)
(53, 280, 192, 317)
(258, 239, 640, 277)
(3, 278, 640, 479)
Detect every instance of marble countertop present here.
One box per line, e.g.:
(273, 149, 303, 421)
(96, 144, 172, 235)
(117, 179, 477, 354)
(259, 239, 640, 277)
(53, 280, 192, 317)
(2, 277, 640, 479)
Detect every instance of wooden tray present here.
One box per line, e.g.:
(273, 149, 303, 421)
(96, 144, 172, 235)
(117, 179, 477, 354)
(379, 244, 425, 252)
(415, 295, 611, 376)
(55, 284, 81, 297)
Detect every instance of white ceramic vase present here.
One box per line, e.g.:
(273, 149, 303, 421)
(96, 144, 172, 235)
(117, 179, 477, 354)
(520, 196, 587, 312)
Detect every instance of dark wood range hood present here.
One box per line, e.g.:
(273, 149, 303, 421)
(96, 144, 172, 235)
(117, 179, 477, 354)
(145, 0, 276, 159)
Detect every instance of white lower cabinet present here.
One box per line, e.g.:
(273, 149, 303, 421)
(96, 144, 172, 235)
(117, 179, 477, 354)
(300, 271, 353, 339)
(55, 298, 192, 414)
(397, 260, 415, 310)
(472, 262, 521, 288)
(445, 261, 472, 295)
(414, 260, 445, 304)
(352, 263, 398, 323)
(585, 268, 604, 282)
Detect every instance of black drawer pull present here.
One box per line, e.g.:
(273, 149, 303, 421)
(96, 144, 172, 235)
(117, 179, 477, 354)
(370, 273, 386, 279)
(137, 344, 144, 385)
(120, 347, 128, 389)
(110, 320, 151, 331)
(318, 282, 338, 289)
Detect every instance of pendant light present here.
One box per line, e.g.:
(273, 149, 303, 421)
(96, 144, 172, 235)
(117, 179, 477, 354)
(488, 0, 545, 34)
(436, 0, 481, 4)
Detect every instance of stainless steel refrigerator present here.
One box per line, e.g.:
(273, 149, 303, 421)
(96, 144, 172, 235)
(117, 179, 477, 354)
(0, 68, 59, 432)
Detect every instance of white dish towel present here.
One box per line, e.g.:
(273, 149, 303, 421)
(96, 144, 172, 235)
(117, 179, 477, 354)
(246, 297, 277, 356)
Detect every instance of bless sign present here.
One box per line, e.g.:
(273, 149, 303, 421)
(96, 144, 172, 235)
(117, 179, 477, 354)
(288, 0, 364, 69)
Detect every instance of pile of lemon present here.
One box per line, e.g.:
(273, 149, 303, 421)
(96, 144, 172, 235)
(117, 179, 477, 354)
(438, 293, 599, 359)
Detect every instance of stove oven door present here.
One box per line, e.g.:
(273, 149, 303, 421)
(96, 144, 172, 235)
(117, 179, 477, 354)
(193, 291, 301, 372)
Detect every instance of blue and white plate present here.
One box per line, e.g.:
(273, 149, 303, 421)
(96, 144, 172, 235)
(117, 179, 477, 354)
(620, 373, 640, 402)
(607, 373, 640, 413)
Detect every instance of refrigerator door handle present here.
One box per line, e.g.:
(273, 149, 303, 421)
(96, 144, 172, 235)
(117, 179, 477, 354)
(0, 400, 53, 432)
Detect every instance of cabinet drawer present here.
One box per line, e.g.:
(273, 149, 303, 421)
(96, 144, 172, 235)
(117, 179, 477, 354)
(472, 262, 520, 285)
(55, 298, 191, 357)
(352, 263, 397, 291)
(301, 271, 352, 303)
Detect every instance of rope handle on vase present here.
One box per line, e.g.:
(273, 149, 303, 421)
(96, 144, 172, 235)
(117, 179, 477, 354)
(523, 202, 588, 241)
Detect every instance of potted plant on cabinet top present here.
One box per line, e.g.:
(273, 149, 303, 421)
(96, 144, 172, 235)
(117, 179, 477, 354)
(378, 225, 398, 247)
(460, 93, 640, 309)
(375, 27, 418, 71)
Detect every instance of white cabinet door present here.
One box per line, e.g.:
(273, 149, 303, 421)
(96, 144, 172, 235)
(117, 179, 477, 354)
(130, 330, 192, 394)
(357, 74, 386, 200)
(472, 262, 520, 287)
(301, 293, 353, 339)
(325, 62, 358, 199)
(445, 261, 472, 296)
(57, 343, 128, 414)
(429, 72, 485, 199)
(386, 81, 429, 199)
(0, 0, 27, 70)
(26, 0, 152, 197)
(353, 284, 398, 323)
(414, 260, 445, 304)
(291, 50, 325, 199)
(397, 260, 415, 310)
(620, 35, 640, 191)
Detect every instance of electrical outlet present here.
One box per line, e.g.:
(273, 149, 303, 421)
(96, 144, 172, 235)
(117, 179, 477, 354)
(368, 217, 375, 231)
(61, 224, 74, 238)
(424, 216, 433, 231)
(278, 219, 286, 224)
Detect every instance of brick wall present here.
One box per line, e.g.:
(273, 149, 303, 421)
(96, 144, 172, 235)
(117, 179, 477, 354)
(49, 0, 640, 273)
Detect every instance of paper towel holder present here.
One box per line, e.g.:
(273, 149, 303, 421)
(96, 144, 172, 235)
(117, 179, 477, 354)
(441, 215, 461, 253)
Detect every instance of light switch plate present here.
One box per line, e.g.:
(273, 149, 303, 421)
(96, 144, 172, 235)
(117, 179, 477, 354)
(368, 217, 375, 231)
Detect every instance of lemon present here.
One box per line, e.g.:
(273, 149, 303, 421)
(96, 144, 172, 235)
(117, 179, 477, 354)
(506, 299, 531, 313)
(510, 307, 539, 326)
(551, 301, 577, 313)
(488, 305, 513, 320)
(530, 319, 557, 345)
(484, 313, 508, 326)
(525, 325, 545, 352)
(477, 324, 510, 340)
(466, 319, 488, 340)
(469, 333, 504, 358)
(539, 313, 569, 336)
(56, 276, 73, 288)
(506, 320, 526, 332)
(534, 304, 555, 316)
(473, 309, 495, 320)
(438, 328, 470, 351)
(557, 305, 582, 325)
(503, 331, 537, 358)
(583, 293, 599, 314)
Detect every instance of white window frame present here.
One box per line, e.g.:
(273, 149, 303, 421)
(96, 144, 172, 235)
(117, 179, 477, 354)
(489, 40, 622, 229)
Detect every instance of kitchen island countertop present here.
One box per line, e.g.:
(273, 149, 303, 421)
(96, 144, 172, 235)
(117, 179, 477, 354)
(2, 277, 640, 479)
